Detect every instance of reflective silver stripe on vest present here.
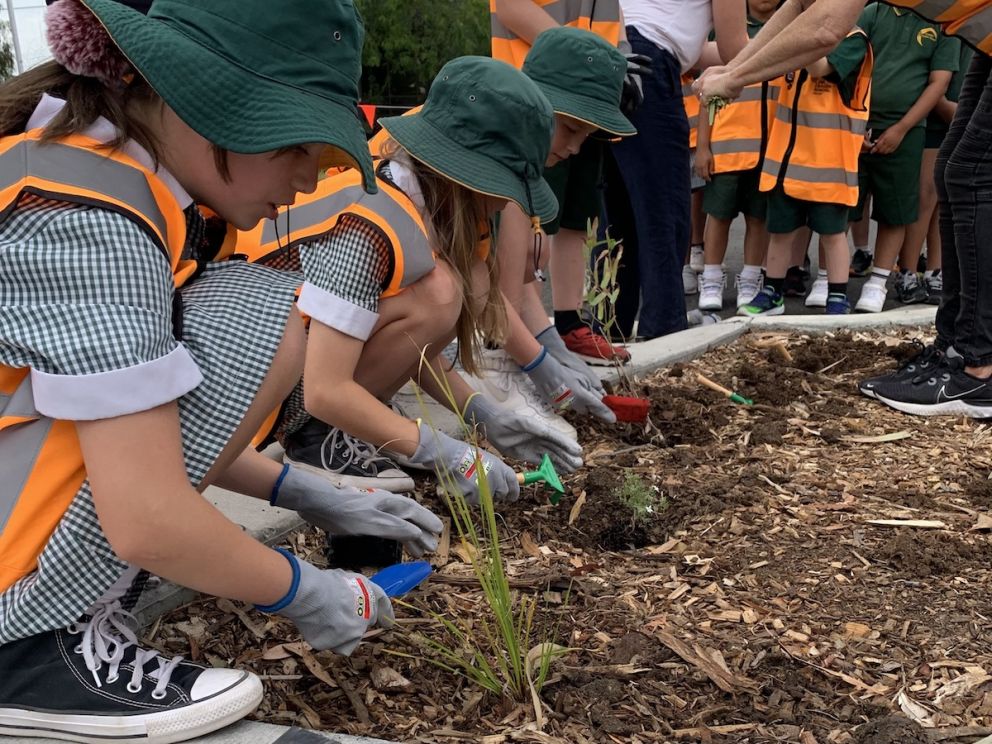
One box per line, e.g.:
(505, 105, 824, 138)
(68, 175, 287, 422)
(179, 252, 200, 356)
(895, 0, 992, 47)
(687, 115, 699, 131)
(0, 375, 52, 536)
(710, 138, 764, 155)
(735, 86, 767, 103)
(492, 0, 620, 39)
(762, 158, 858, 187)
(775, 105, 868, 135)
(259, 182, 434, 288)
(0, 140, 170, 249)
(362, 190, 433, 288)
(259, 184, 367, 248)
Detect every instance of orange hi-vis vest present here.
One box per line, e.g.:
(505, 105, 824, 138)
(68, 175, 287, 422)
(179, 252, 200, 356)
(490, 0, 622, 69)
(886, 0, 992, 53)
(237, 168, 435, 300)
(709, 80, 781, 174)
(0, 130, 191, 593)
(759, 30, 874, 208)
(682, 74, 700, 149)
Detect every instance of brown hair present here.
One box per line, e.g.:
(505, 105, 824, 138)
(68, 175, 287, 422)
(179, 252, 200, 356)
(0, 60, 230, 178)
(382, 138, 507, 376)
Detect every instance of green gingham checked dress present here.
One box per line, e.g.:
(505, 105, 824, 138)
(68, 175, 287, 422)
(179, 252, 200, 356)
(0, 195, 301, 644)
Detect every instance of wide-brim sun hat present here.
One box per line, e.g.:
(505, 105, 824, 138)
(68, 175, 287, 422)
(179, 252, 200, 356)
(68, 0, 376, 191)
(523, 26, 636, 138)
(378, 56, 558, 224)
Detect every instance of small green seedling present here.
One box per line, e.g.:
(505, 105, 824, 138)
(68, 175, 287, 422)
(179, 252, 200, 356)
(517, 454, 565, 504)
(617, 471, 667, 524)
(707, 96, 729, 125)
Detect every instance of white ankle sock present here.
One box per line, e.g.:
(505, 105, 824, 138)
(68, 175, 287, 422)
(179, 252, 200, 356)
(867, 267, 890, 288)
(739, 264, 762, 282)
(702, 265, 724, 282)
(816, 268, 827, 279)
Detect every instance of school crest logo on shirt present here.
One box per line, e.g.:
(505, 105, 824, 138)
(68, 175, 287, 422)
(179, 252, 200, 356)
(917, 27, 938, 45)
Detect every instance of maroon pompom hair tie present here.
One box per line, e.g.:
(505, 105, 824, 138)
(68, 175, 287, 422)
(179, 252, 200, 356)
(46, 0, 132, 87)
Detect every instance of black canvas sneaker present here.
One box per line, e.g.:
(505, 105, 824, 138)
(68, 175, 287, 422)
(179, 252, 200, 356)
(873, 355, 992, 417)
(0, 601, 261, 743)
(849, 248, 873, 277)
(858, 343, 943, 399)
(284, 418, 415, 493)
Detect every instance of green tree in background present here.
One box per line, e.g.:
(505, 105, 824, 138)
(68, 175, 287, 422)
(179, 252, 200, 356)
(357, 0, 489, 107)
(0, 20, 14, 81)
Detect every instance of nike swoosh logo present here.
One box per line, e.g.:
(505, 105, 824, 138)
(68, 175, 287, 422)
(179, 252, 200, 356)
(937, 383, 986, 402)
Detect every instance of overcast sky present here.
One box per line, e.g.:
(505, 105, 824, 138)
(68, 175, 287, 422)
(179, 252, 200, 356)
(5, 0, 53, 72)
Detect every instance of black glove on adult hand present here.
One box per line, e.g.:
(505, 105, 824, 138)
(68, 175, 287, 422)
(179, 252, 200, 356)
(618, 39, 653, 116)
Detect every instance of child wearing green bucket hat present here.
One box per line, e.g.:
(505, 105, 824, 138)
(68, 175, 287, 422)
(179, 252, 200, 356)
(463, 26, 635, 435)
(0, 0, 445, 740)
(237, 55, 587, 507)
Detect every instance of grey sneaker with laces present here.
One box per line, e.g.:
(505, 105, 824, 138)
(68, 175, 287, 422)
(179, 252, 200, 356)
(283, 417, 415, 493)
(0, 601, 262, 743)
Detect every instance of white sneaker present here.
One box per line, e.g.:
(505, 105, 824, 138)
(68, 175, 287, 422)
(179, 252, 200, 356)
(735, 272, 763, 309)
(698, 272, 726, 311)
(855, 281, 888, 313)
(805, 277, 828, 307)
(464, 349, 578, 441)
(682, 265, 698, 295)
(689, 244, 705, 273)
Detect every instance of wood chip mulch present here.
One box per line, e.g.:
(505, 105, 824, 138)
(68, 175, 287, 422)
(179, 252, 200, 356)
(147, 329, 992, 744)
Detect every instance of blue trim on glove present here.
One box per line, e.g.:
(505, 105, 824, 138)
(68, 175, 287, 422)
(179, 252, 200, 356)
(269, 463, 291, 506)
(521, 346, 547, 372)
(254, 548, 301, 613)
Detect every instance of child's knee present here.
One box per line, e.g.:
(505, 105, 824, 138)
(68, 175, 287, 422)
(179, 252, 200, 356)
(413, 262, 463, 329)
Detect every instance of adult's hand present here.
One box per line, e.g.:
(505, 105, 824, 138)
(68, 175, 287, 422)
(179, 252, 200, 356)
(694, 66, 744, 106)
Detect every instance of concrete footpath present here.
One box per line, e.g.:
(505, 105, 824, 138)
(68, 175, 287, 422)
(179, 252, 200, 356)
(7, 305, 935, 744)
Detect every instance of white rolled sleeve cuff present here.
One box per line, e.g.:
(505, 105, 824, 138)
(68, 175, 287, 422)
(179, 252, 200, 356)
(31, 345, 204, 421)
(297, 281, 379, 341)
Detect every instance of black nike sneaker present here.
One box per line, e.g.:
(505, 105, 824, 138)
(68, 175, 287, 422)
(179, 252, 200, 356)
(858, 343, 943, 399)
(873, 355, 992, 417)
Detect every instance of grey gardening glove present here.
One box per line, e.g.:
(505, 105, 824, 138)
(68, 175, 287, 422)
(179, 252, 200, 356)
(408, 421, 520, 504)
(261, 549, 394, 655)
(273, 465, 443, 557)
(524, 347, 617, 424)
(464, 394, 583, 474)
(536, 325, 607, 397)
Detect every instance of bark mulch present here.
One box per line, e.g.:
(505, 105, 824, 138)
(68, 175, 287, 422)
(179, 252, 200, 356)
(148, 330, 992, 743)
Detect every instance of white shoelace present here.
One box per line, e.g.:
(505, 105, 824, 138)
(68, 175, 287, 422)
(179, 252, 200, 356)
(70, 601, 182, 698)
(321, 427, 394, 474)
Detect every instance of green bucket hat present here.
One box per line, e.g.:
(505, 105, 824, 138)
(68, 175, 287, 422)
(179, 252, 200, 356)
(378, 56, 558, 224)
(78, 0, 376, 191)
(523, 26, 635, 138)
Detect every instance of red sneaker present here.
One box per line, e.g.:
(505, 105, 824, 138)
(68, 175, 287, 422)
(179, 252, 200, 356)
(560, 326, 631, 366)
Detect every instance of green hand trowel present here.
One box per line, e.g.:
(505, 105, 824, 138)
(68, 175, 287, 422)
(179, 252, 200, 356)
(517, 454, 565, 504)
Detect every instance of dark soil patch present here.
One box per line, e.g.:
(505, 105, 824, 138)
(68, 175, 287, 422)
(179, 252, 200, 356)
(651, 394, 725, 446)
(792, 332, 909, 375)
(873, 529, 992, 576)
(964, 475, 992, 507)
(750, 416, 787, 445)
(852, 715, 928, 744)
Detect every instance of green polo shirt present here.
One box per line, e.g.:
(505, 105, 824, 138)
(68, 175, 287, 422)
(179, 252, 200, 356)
(824, 32, 870, 107)
(858, 2, 961, 130)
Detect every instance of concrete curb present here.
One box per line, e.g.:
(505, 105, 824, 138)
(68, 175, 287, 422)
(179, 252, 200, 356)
(749, 304, 936, 332)
(6, 721, 393, 744)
